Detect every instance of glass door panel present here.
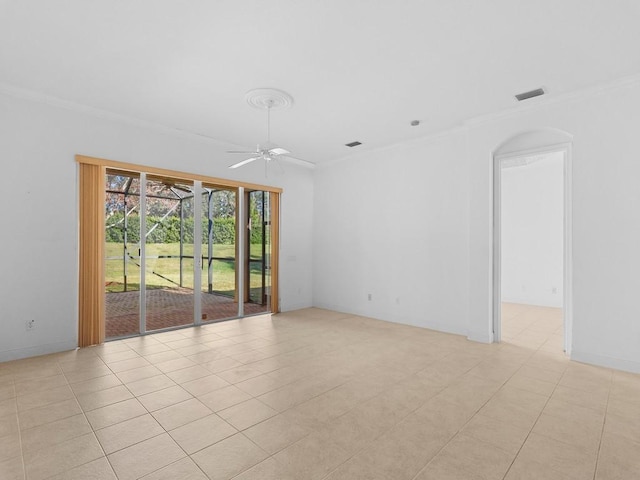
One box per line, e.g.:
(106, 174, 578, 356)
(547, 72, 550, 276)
(201, 187, 238, 322)
(105, 172, 141, 339)
(244, 190, 272, 315)
(144, 177, 195, 332)
(103, 168, 278, 341)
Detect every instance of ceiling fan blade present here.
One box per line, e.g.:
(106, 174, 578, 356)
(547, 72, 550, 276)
(227, 150, 259, 154)
(228, 156, 261, 169)
(268, 147, 290, 156)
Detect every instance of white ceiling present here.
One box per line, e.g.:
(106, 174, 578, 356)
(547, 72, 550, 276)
(1, 0, 639, 165)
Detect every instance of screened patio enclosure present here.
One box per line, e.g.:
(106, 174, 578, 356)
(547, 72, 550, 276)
(104, 170, 273, 339)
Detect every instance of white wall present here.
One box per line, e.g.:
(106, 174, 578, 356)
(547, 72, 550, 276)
(501, 152, 564, 307)
(0, 91, 314, 362)
(5, 77, 640, 374)
(315, 77, 640, 373)
(313, 134, 470, 336)
(466, 78, 640, 373)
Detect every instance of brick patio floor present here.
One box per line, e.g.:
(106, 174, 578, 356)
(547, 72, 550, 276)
(105, 287, 268, 338)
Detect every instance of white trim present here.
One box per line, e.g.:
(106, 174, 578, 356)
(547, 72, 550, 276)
(139, 173, 147, 335)
(467, 330, 493, 344)
(0, 83, 235, 149)
(0, 82, 315, 169)
(237, 187, 245, 317)
(317, 126, 469, 170)
(280, 301, 312, 312)
(1, 71, 639, 169)
(193, 181, 203, 326)
(0, 341, 79, 363)
(492, 143, 573, 353)
(495, 142, 574, 162)
(563, 146, 573, 355)
(284, 72, 640, 169)
(492, 153, 501, 344)
(571, 350, 640, 375)
(465, 72, 640, 128)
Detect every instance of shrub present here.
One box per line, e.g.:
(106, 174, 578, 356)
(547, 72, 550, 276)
(105, 213, 263, 244)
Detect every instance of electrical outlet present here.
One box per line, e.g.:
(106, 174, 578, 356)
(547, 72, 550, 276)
(552, 287, 558, 294)
(26, 319, 35, 331)
(367, 293, 372, 301)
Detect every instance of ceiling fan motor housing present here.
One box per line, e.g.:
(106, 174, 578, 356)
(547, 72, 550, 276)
(227, 88, 295, 169)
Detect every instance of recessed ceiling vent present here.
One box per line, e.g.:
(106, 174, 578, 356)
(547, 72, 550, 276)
(345, 141, 362, 148)
(515, 88, 545, 101)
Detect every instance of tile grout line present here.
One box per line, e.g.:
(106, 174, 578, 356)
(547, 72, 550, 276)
(592, 370, 613, 480)
(77, 343, 198, 479)
(321, 350, 503, 480)
(3, 307, 634, 480)
(410, 330, 567, 480)
(408, 358, 530, 480)
(497, 371, 566, 479)
(12, 375, 26, 480)
(84, 327, 300, 479)
(57, 356, 118, 480)
(497, 321, 572, 480)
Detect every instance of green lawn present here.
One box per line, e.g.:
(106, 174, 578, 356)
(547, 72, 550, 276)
(105, 242, 269, 299)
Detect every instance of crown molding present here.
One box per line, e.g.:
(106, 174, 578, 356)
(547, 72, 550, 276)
(464, 72, 640, 128)
(0, 82, 238, 148)
(320, 71, 640, 169)
(318, 125, 469, 170)
(2, 71, 640, 171)
(0, 82, 317, 170)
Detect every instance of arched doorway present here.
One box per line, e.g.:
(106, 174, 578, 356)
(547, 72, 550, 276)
(493, 129, 573, 354)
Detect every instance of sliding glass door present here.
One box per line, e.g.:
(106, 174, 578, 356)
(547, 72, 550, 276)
(244, 190, 272, 315)
(143, 177, 195, 333)
(103, 165, 278, 341)
(200, 187, 239, 322)
(105, 172, 141, 338)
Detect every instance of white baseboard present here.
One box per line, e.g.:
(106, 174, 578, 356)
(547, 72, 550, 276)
(312, 301, 350, 312)
(312, 302, 475, 341)
(0, 341, 77, 363)
(279, 301, 314, 313)
(467, 330, 493, 344)
(571, 350, 640, 374)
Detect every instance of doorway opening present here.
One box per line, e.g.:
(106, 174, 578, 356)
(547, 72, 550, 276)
(493, 144, 572, 354)
(103, 169, 276, 340)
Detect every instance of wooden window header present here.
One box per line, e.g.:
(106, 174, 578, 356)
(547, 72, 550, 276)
(77, 155, 283, 194)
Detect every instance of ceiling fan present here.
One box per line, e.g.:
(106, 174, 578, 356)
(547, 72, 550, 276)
(228, 89, 308, 171)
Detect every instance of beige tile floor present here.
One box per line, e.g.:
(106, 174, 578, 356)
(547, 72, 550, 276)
(501, 302, 565, 353)
(0, 306, 639, 479)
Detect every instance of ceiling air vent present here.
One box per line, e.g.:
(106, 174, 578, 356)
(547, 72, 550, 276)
(515, 88, 545, 101)
(345, 141, 362, 148)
